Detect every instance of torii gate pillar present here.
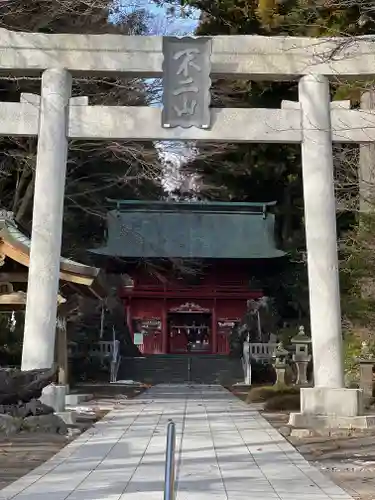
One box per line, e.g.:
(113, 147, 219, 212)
(299, 74, 344, 389)
(21, 68, 72, 371)
(289, 75, 364, 427)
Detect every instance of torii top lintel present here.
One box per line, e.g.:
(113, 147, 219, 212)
(1, 28, 375, 80)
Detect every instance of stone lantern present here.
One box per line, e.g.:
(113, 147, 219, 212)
(272, 341, 289, 385)
(355, 341, 375, 401)
(291, 325, 312, 386)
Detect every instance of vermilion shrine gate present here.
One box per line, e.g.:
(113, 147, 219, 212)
(1, 29, 375, 427)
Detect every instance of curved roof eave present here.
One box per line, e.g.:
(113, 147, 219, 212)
(0, 220, 99, 279)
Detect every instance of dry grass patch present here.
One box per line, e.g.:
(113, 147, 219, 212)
(246, 384, 300, 404)
(263, 393, 300, 411)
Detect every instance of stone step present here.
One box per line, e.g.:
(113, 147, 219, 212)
(118, 355, 244, 385)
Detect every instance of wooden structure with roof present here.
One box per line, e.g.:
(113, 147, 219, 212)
(0, 211, 106, 384)
(91, 200, 285, 356)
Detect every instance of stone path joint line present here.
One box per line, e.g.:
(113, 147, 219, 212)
(0, 385, 354, 500)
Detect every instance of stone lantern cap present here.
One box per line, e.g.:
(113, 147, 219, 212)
(291, 325, 311, 345)
(356, 341, 375, 363)
(272, 342, 289, 370)
(273, 341, 289, 358)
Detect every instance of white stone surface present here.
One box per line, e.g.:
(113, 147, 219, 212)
(299, 75, 344, 389)
(282, 99, 351, 110)
(0, 102, 39, 136)
(20, 93, 89, 107)
(68, 105, 375, 143)
(301, 387, 363, 417)
(3, 99, 375, 143)
(21, 68, 72, 371)
(65, 393, 93, 406)
(0, 28, 375, 79)
(70, 106, 302, 143)
(289, 412, 375, 429)
(0, 385, 354, 500)
(40, 384, 66, 413)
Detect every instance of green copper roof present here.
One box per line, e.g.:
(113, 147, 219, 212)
(0, 215, 99, 278)
(106, 199, 277, 210)
(92, 201, 285, 259)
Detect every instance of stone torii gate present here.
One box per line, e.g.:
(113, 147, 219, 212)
(2, 29, 375, 427)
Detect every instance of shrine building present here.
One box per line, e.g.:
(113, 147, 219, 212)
(91, 200, 285, 356)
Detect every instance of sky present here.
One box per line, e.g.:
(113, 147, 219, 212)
(117, 1, 200, 193)
(144, 0, 199, 35)
(141, 1, 200, 193)
(117, 0, 199, 35)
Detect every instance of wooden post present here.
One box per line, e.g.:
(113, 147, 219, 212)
(56, 313, 68, 387)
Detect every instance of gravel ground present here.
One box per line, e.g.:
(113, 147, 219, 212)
(265, 411, 375, 500)
(230, 387, 375, 500)
(0, 386, 146, 492)
(0, 433, 71, 489)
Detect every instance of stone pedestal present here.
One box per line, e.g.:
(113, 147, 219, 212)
(274, 362, 286, 385)
(288, 387, 375, 429)
(294, 358, 310, 386)
(65, 393, 92, 406)
(40, 384, 66, 413)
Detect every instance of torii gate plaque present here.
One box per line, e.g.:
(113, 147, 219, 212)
(162, 37, 212, 129)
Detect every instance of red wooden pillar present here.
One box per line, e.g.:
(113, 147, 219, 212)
(161, 299, 168, 354)
(212, 298, 217, 354)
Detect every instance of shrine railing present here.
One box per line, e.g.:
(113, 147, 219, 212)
(250, 343, 278, 362)
(68, 340, 120, 360)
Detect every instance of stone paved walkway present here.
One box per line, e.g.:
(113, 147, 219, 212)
(0, 385, 354, 500)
